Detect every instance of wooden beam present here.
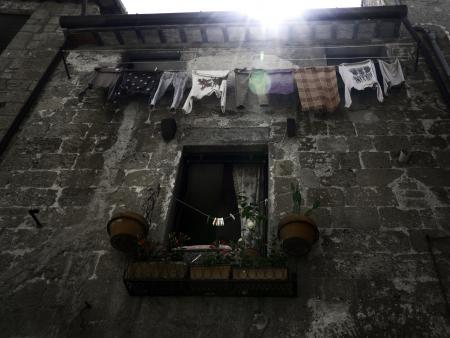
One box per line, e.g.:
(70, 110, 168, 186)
(114, 30, 124, 45)
(179, 28, 187, 43)
(135, 28, 145, 44)
(92, 31, 104, 46)
(352, 21, 360, 40)
(200, 27, 208, 42)
(158, 29, 167, 43)
(221, 27, 229, 42)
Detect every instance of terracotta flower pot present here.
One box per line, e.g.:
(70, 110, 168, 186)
(278, 213, 319, 256)
(106, 211, 148, 253)
(190, 265, 231, 280)
(126, 261, 188, 280)
(232, 267, 288, 280)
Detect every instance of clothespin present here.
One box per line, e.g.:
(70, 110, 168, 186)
(229, 213, 236, 221)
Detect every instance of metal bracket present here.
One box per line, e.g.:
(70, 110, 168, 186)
(28, 209, 42, 228)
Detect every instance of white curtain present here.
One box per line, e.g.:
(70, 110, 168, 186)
(232, 164, 263, 242)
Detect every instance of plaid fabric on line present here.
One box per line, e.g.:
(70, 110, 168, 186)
(294, 66, 340, 112)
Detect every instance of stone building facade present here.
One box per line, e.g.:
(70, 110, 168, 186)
(0, 1, 449, 337)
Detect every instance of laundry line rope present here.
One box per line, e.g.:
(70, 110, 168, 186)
(175, 189, 296, 227)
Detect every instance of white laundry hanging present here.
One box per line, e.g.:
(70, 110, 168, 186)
(182, 70, 229, 114)
(378, 58, 405, 96)
(338, 59, 384, 108)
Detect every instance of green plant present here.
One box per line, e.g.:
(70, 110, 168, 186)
(237, 194, 266, 224)
(237, 193, 266, 250)
(291, 183, 320, 216)
(136, 238, 167, 261)
(168, 232, 190, 261)
(203, 240, 234, 266)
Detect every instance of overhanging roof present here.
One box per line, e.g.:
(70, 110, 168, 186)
(60, 5, 409, 48)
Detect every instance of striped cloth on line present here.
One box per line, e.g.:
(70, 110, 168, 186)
(294, 66, 340, 112)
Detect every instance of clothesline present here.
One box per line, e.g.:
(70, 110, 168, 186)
(62, 42, 416, 54)
(175, 188, 298, 227)
(82, 57, 405, 112)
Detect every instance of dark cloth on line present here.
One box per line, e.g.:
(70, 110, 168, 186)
(112, 71, 162, 104)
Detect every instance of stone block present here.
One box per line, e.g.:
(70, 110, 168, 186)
(387, 121, 425, 135)
(407, 168, 450, 187)
(9, 170, 57, 188)
(434, 150, 450, 168)
(320, 169, 357, 187)
(297, 137, 316, 151)
(317, 137, 348, 152)
(428, 120, 450, 135)
(75, 153, 104, 169)
(298, 169, 320, 188)
(12, 137, 62, 154)
(300, 120, 327, 136)
(345, 187, 398, 207)
(361, 152, 391, 168)
(330, 207, 379, 228)
(307, 188, 344, 207)
(435, 207, 450, 230)
(336, 152, 361, 169)
(379, 207, 422, 229)
(122, 170, 159, 187)
(60, 137, 93, 153)
(299, 152, 337, 169)
(56, 169, 101, 188)
(409, 136, 447, 151)
(355, 121, 388, 136)
(327, 121, 356, 136)
(407, 151, 436, 167)
(32, 154, 77, 170)
(58, 188, 95, 207)
(274, 160, 294, 176)
(373, 136, 409, 152)
(355, 169, 403, 186)
(347, 136, 374, 151)
(0, 188, 57, 207)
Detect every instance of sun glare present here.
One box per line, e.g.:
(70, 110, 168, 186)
(122, 0, 362, 17)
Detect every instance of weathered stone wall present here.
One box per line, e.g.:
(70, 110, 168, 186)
(0, 0, 99, 140)
(0, 1, 449, 337)
(0, 33, 449, 337)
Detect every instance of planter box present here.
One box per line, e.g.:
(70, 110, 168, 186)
(190, 265, 231, 280)
(126, 261, 188, 280)
(232, 267, 288, 280)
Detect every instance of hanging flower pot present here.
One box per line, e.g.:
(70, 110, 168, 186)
(278, 213, 319, 256)
(106, 211, 148, 253)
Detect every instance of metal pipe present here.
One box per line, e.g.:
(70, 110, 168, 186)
(402, 17, 450, 107)
(415, 26, 450, 77)
(60, 5, 408, 29)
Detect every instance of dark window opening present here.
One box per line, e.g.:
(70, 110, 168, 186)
(171, 145, 268, 248)
(0, 14, 29, 54)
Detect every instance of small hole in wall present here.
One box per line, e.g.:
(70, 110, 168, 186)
(0, 102, 6, 109)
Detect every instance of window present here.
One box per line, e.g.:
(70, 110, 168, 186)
(0, 14, 29, 54)
(170, 145, 268, 247)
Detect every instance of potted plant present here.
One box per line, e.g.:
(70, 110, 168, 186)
(232, 237, 288, 280)
(189, 240, 233, 280)
(107, 211, 148, 253)
(125, 232, 189, 280)
(278, 184, 320, 256)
